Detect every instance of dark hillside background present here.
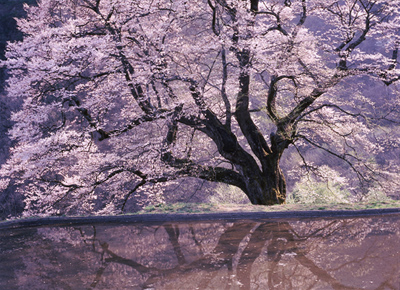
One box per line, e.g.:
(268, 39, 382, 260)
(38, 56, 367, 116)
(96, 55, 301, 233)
(0, 0, 37, 92)
(0, 0, 37, 218)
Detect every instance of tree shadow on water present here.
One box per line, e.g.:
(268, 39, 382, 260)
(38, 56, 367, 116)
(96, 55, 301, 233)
(1, 215, 400, 289)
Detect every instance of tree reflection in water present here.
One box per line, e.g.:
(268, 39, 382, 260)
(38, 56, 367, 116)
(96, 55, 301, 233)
(0, 215, 399, 289)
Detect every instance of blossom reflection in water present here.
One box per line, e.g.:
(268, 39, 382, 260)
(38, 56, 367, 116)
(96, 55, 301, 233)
(1, 215, 400, 289)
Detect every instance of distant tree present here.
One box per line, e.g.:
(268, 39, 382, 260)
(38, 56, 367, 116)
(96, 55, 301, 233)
(1, 0, 400, 216)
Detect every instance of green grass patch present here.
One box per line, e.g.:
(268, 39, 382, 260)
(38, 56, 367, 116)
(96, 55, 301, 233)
(139, 202, 214, 214)
(1, 200, 399, 225)
(137, 200, 400, 214)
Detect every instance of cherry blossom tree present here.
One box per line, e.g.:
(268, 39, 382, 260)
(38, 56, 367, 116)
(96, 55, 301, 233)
(1, 0, 400, 216)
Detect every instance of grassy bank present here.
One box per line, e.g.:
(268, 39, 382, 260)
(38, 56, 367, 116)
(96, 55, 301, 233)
(2, 200, 399, 225)
(0, 200, 399, 230)
(138, 200, 400, 214)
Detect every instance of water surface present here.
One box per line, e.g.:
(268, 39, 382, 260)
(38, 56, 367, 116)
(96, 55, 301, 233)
(1, 214, 400, 289)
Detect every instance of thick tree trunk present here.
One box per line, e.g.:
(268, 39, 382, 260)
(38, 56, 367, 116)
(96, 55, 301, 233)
(233, 66, 287, 204)
(240, 159, 286, 205)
